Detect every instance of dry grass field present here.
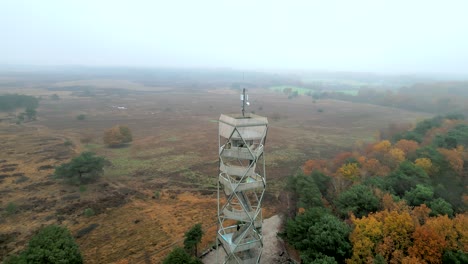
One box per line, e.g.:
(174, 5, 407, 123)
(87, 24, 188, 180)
(0, 79, 430, 263)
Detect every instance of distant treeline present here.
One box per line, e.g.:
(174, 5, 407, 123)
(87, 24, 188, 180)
(0, 67, 296, 90)
(0, 94, 39, 111)
(315, 82, 468, 115)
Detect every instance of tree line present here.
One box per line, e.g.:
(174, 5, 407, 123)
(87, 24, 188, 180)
(0, 94, 38, 111)
(284, 114, 468, 263)
(0, 94, 39, 123)
(312, 85, 468, 115)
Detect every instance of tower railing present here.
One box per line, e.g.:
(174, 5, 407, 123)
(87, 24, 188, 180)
(217, 113, 268, 264)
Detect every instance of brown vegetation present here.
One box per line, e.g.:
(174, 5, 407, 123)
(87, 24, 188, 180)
(103, 125, 133, 147)
(0, 80, 430, 263)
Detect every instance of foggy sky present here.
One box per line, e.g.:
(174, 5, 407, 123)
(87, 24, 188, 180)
(1, 0, 467, 74)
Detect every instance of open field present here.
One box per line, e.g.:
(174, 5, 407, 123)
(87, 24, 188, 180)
(0, 79, 430, 263)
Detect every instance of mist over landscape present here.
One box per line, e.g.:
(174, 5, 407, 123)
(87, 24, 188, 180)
(1, 1, 467, 264)
(2, 0, 468, 74)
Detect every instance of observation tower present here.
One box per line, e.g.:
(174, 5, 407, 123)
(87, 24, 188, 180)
(216, 89, 268, 263)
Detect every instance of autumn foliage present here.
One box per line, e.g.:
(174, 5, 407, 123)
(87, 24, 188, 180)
(348, 207, 467, 264)
(302, 159, 328, 175)
(386, 147, 406, 167)
(289, 115, 468, 263)
(414, 157, 433, 175)
(373, 140, 392, 154)
(337, 163, 360, 184)
(103, 125, 133, 147)
(438, 147, 464, 175)
(395, 139, 419, 156)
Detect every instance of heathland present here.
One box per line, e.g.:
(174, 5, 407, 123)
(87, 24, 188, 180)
(1, 68, 465, 263)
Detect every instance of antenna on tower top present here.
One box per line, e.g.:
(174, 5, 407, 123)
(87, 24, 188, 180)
(240, 72, 250, 117)
(241, 88, 250, 117)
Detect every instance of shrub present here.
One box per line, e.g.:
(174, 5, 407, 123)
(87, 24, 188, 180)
(76, 114, 86, 121)
(83, 208, 95, 217)
(50, 94, 60, 100)
(5, 202, 17, 215)
(154, 191, 160, 199)
(103, 125, 133, 147)
(79, 185, 87, 193)
(14, 176, 29, 184)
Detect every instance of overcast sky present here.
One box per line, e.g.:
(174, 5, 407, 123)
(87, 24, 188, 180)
(1, 0, 467, 74)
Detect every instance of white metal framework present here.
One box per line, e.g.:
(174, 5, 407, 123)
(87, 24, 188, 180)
(217, 113, 268, 264)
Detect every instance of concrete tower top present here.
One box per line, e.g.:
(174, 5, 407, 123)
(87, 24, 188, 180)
(219, 113, 268, 140)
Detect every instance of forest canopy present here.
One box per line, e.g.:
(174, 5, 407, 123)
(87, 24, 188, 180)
(285, 114, 468, 263)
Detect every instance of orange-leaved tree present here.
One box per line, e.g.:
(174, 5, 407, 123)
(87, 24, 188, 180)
(408, 224, 446, 263)
(395, 139, 419, 156)
(410, 204, 431, 226)
(332, 151, 354, 170)
(438, 147, 464, 175)
(407, 214, 467, 263)
(103, 125, 133, 147)
(302, 159, 328, 175)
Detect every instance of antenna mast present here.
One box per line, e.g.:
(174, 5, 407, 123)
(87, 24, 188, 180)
(241, 88, 249, 117)
(216, 72, 268, 264)
(241, 88, 246, 117)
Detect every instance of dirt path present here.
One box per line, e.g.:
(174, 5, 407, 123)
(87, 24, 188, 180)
(202, 214, 290, 264)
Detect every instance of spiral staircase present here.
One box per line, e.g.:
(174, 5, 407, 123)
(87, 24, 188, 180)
(217, 113, 268, 264)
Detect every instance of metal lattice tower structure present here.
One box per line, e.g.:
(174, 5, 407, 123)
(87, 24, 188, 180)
(216, 109, 268, 264)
